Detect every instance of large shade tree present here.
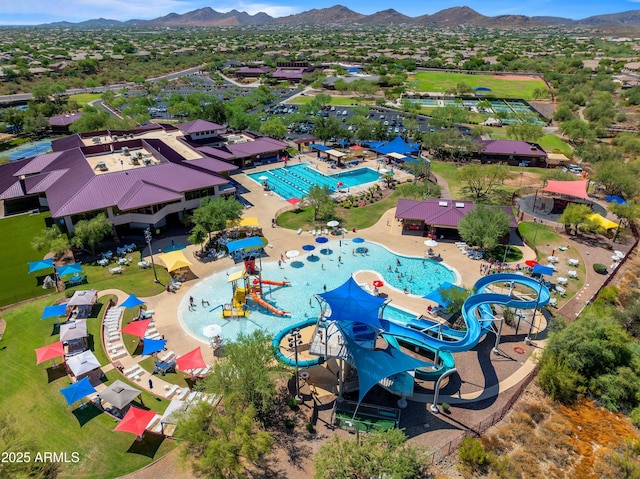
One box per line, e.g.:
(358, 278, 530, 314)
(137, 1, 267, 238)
(458, 205, 510, 253)
(71, 213, 112, 254)
(305, 185, 335, 222)
(458, 163, 509, 200)
(191, 197, 243, 243)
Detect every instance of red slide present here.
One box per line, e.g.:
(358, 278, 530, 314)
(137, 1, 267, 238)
(251, 292, 290, 316)
(260, 279, 291, 287)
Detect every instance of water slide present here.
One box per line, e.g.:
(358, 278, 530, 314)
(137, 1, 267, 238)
(259, 279, 291, 287)
(250, 291, 290, 316)
(272, 318, 319, 368)
(383, 273, 550, 354)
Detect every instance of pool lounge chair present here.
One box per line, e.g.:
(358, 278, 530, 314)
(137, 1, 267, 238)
(568, 270, 578, 279)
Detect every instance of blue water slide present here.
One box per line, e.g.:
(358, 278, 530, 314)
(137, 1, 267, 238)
(272, 317, 321, 368)
(383, 332, 455, 380)
(474, 273, 550, 309)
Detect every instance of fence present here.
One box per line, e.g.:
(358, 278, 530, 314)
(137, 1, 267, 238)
(428, 365, 539, 465)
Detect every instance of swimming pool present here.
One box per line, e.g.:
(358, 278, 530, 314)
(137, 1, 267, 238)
(180, 239, 456, 343)
(247, 163, 380, 200)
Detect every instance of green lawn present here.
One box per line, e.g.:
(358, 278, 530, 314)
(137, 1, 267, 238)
(287, 95, 374, 106)
(0, 294, 176, 479)
(69, 93, 102, 106)
(537, 134, 573, 157)
(408, 71, 546, 100)
(1, 212, 56, 306)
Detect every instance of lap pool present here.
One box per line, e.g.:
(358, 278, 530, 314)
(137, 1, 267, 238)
(180, 240, 456, 343)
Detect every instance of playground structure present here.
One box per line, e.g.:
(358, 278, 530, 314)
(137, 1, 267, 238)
(225, 257, 291, 318)
(273, 273, 550, 410)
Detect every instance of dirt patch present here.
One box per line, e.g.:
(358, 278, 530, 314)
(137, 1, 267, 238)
(493, 74, 541, 82)
(503, 170, 544, 188)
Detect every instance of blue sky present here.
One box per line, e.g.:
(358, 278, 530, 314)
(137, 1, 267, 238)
(1, 0, 638, 25)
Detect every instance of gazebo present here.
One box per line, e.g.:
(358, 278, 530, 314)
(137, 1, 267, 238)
(66, 289, 98, 319)
(59, 320, 88, 355)
(65, 350, 102, 385)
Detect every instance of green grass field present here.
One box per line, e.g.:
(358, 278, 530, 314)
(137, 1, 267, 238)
(69, 93, 102, 106)
(408, 72, 546, 100)
(0, 294, 175, 479)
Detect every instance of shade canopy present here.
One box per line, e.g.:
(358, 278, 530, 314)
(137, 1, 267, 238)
(352, 237, 365, 243)
(35, 341, 65, 364)
(114, 406, 156, 436)
(285, 250, 300, 259)
(226, 216, 259, 229)
(66, 350, 100, 377)
(41, 303, 68, 319)
(60, 320, 87, 342)
(121, 318, 152, 338)
(301, 244, 316, 252)
(542, 179, 589, 200)
(424, 239, 438, 247)
(227, 270, 245, 283)
(176, 347, 206, 371)
(327, 220, 339, 227)
(67, 289, 98, 306)
(158, 250, 193, 272)
(532, 264, 555, 277)
(56, 264, 83, 276)
(28, 258, 54, 274)
(525, 260, 538, 268)
(142, 338, 167, 356)
(226, 236, 267, 254)
(318, 276, 387, 328)
(588, 213, 618, 230)
(100, 380, 141, 410)
(315, 236, 329, 244)
(119, 293, 145, 309)
(423, 282, 466, 306)
(604, 195, 627, 205)
(59, 377, 96, 406)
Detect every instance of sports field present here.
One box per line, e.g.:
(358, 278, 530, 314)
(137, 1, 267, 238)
(408, 72, 547, 100)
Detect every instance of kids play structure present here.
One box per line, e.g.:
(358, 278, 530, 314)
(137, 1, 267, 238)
(273, 272, 550, 409)
(224, 237, 290, 318)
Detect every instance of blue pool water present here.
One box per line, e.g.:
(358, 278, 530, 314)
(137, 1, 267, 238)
(180, 239, 456, 343)
(247, 163, 380, 200)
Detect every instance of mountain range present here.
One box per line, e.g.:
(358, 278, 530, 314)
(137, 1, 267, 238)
(41, 5, 640, 28)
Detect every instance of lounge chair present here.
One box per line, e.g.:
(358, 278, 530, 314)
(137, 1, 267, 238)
(568, 270, 578, 279)
(568, 258, 579, 267)
(108, 266, 123, 274)
(548, 298, 557, 308)
(557, 277, 568, 286)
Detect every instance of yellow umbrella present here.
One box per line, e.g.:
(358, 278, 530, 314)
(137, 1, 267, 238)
(226, 217, 260, 229)
(588, 213, 618, 230)
(158, 250, 193, 272)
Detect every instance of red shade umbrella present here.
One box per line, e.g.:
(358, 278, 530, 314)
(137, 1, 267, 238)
(114, 406, 156, 437)
(350, 145, 364, 150)
(121, 319, 152, 338)
(525, 260, 539, 268)
(176, 347, 206, 371)
(373, 280, 384, 288)
(287, 198, 301, 205)
(35, 341, 65, 365)
(337, 181, 344, 187)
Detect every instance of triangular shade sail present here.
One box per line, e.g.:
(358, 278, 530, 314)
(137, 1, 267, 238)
(119, 294, 145, 309)
(100, 380, 141, 410)
(176, 347, 206, 371)
(28, 258, 54, 274)
(588, 213, 618, 230)
(342, 330, 432, 405)
(542, 179, 589, 200)
(59, 377, 96, 406)
(121, 319, 152, 338)
(372, 135, 418, 156)
(41, 303, 68, 319)
(114, 406, 156, 436)
(35, 341, 65, 364)
(158, 250, 193, 272)
(142, 338, 167, 356)
(533, 264, 555, 277)
(56, 264, 83, 276)
(66, 350, 100, 377)
(317, 276, 387, 328)
(423, 282, 467, 306)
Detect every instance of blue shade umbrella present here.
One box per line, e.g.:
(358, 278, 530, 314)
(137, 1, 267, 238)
(59, 377, 96, 406)
(301, 244, 316, 252)
(532, 264, 554, 277)
(56, 264, 83, 276)
(28, 258, 54, 274)
(315, 237, 329, 244)
(41, 303, 67, 319)
(120, 294, 145, 309)
(142, 338, 167, 356)
(352, 237, 365, 243)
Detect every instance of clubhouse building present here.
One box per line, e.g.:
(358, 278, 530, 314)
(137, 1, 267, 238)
(0, 120, 287, 234)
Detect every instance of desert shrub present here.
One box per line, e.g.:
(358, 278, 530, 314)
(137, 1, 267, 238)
(537, 355, 584, 403)
(519, 401, 551, 424)
(508, 450, 544, 479)
(594, 263, 608, 275)
(597, 286, 618, 304)
(589, 366, 640, 412)
(458, 436, 493, 475)
(630, 407, 640, 428)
